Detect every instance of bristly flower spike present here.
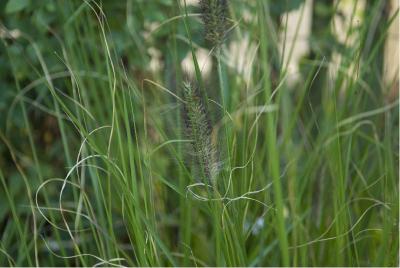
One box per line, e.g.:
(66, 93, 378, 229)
(182, 81, 219, 183)
(199, 0, 229, 47)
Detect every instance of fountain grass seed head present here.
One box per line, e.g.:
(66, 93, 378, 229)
(182, 80, 219, 183)
(199, 0, 229, 47)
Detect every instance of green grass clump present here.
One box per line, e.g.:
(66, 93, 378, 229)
(0, 0, 398, 267)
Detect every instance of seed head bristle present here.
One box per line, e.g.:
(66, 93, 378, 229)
(182, 81, 218, 182)
(199, 0, 229, 46)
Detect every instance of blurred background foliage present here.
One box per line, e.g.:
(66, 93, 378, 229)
(2, 0, 396, 177)
(0, 0, 319, 204)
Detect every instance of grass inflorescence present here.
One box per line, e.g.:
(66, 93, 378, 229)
(199, 0, 229, 47)
(182, 81, 218, 183)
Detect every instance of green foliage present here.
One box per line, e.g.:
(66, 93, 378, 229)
(5, 0, 31, 14)
(0, 0, 398, 266)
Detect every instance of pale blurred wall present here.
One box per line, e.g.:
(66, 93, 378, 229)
(383, 0, 399, 99)
(281, 0, 398, 97)
(330, 0, 365, 93)
(279, 0, 313, 86)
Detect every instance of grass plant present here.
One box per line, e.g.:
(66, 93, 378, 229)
(0, 0, 398, 266)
